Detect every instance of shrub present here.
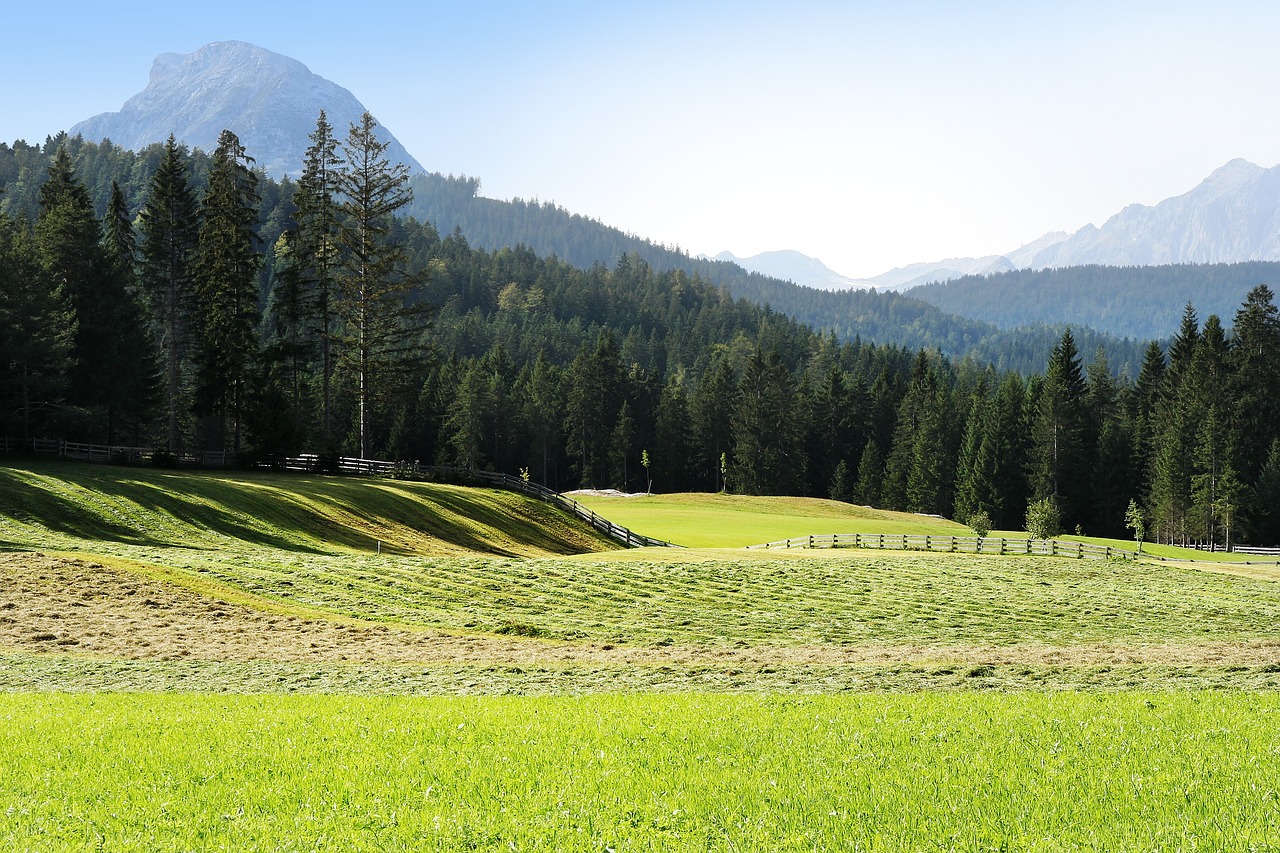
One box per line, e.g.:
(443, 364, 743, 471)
(967, 510, 992, 538)
(1026, 497, 1062, 539)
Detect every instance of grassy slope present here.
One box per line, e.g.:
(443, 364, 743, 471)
(0, 460, 615, 558)
(2, 460, 1280, 693)
(570, 492, 970, 547)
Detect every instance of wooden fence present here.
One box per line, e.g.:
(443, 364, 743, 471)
(747, 532, 1138, 561)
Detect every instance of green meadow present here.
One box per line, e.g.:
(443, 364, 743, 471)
(570, 491, 971, 547)
(4, 459, 1280, 849)
(4, 692, 1279, 851)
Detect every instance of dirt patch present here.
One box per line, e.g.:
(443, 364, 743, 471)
(3, 551, 1279, 671)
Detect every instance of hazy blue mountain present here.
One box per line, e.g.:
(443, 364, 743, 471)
(71, 41, 423, 178)
(1024, 159, 1280, 268)
(711, 250, 874, 290)
(885, 160, 1280, 288)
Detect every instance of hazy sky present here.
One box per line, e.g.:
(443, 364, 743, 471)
(6, 0, 1280, 278)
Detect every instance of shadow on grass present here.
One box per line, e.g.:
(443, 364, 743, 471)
(0, 468, 159, 546)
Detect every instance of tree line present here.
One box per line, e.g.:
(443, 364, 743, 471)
(2, 133, 1145, 377)
(3, 123, 1280, 544)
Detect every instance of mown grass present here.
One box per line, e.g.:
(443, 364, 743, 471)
(570, 492, 970, 547)
(0, 460, 614, 557)
(2, 692, 1278, 851)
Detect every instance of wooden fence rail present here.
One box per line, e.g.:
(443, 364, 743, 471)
(746, 532, 1138, 561)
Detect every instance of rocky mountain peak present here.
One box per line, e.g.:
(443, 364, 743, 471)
(71, 41, 423, 178)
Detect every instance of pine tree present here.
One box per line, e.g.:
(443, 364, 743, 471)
(516, 351, 564, 487)
(691, 355, 737, 491)
(193, 130, 262, 454)
(564, 332, 623, 487)
(1129, 340, 1166, 490)
(989, 373, 1030, 531)
(138, 135, 199, 452)
(1028, 329, 1088, 529)
(98, 180, 158, 444)
(1230, 286, 1280, 490)
(882, 351, 940, 511)
(445, 359, 488, 470)
(653, 373, 695, 493)
(611, 400, 637, 490)
(295, 110, 343, 446)
(730, 347, 805, 495)
(853, 437, 884, 507)
(954, 380, 999, 523)
(0, 213, 75, 441)
(35, 147, 108, 426)
(332, 112, 424, 458)
(1252, 440, 1280, 545)
(262, 233, 314, 450)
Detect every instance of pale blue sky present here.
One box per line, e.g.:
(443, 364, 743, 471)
(6, 1, 1280, 277)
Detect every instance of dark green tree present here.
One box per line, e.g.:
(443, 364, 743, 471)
(294, 110, 343, 446)
(730, 347, 805, 495)
(138, 135, 200, 452)
(564, 332, 623, 487)
(1027, 329, 1088, 530)
(1230, 285, 1280, 490)
(691, 354, 737, 491)
(35, 147, 108, 429)
(193, 130, 262, 454)
(332, 112, 424, 458)
(853, 437, 884, 507)
(515, 351, 564, 487)
(652, 374, 695, 493)
(0, 213, 75, 441)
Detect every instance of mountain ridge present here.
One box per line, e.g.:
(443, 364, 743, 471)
(71, 41, 423, 178)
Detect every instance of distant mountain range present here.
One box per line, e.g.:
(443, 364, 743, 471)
(71, 41, 423, 178)
(733, 158, 1280, 292)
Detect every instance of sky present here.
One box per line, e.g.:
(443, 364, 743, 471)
(6, 0, 1280, 278)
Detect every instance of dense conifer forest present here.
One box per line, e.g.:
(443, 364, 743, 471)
(4, 126, 1280, 545)
(907, 263, 1280, 341)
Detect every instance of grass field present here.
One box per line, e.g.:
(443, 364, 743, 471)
(5, 460, 1280, 848)
(569, 491, 972, 547)
(0, 460, 614, 557)
(4, 692, 1279, 851)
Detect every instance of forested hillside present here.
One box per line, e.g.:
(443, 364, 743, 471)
(5, 126, 1280, 547)
(1, 134, 1147, 375)
(906, 263, 1280, 341)
(407, 171, 1149, 373)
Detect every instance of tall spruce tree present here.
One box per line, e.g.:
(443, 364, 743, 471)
(691, 355, 737, 491)
(1230, 285, 1280, 493)
(193, 130, 262, 454)
(98, 180, 158, 443)
(564, 332, 623, 487)
(730, 347, 805, 495)
(294, 110, 343, 446)
(1028, 329, 1088, 530)
(35, 147, 108, 430)
(138, 136, 199, 452)
(0, 212, 75, 441)
(332, 112, 423, 458)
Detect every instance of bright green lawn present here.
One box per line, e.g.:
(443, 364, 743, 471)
(570, 492, 970, 547)
(2, 692, 1277, 852)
